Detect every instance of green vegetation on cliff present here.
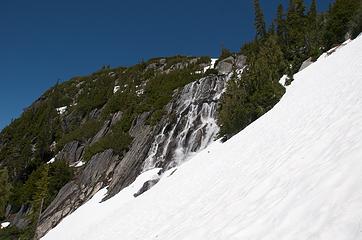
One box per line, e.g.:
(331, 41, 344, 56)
(0, 55, 209, 238)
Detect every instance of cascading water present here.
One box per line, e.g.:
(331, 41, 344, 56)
(143, 73, 232, 170)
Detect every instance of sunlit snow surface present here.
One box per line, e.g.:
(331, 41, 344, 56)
(0, 222, 10, 229)
(43, 37, 362, 240)
(56, 106, 67, 115)
(203, 58, 218, 72)
(46, 157, 55, 164)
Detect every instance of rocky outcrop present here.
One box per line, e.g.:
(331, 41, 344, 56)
(35, 149, 119, 239)
(36, 112, 153, 237)
(36, 57, 246, 239)
(215, 54, 246, 75)
(56, 141, 84, 165)
(216, 56, 234, 74)
(106, 112, 155, 199)
(90, 111, 123, 145)
(133, 177, 161, 198)
(90, 120, 110, 145)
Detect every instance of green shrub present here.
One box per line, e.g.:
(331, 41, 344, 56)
(83, 131, 132, 161)
(57, 120, 102, 151)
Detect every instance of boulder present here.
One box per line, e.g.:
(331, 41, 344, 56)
(235, 55, 246, 68)
(216, 57, 234, 74)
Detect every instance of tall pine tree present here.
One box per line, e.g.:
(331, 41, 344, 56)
(349, 1, 362, 39)
(285, 0, 308, 75)
(308, 0, 317, 24)
(276, 4, 286, 43)
(254, 0, 266, 40)
(324, 0, 361, 48)
(306, 0, 322, 59)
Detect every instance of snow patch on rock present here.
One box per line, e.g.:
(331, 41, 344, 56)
(113, 86, 120, 94)
(1, 222, 10, 229)
(56, 106, 67, 115)
(203, 58, 218, 72)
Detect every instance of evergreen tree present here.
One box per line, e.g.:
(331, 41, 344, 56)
(219, 35, 286, 138)
(285, 0, 308, 74)
(349, 1, 362, 39)
(308, 0, 317, 24)
(0, 168, 11, 220)
(217, 76, 252, 139)
(268, 22, 276, 36)
(294, 0, 306, 16)
(254, 0, 266, 40)
(250, 35, 287, 92)
(306, 0, 322, 59)
(30, 165, 49, 229)
(276, 4, 286, 43)
(324, 0, 361, 48)
(220, 47, 232, 60)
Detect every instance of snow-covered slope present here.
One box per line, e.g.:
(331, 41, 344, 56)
(42, 36, 362, 240)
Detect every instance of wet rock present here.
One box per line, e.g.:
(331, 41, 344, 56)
(143, 74, 229, 170)
(35, 58, 246, 237)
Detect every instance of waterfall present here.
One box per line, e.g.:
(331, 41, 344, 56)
(143, 74, 232, 171)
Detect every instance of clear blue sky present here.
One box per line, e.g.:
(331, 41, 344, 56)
(0, 0, 333, 129)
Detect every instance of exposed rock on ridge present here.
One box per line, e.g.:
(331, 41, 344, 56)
(35, 55, 246, 238)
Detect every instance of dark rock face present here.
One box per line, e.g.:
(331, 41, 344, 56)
(235, 55, 247, 69)
(56, 141, 84, 165)
(9, 205, 30, 230)
(216, 57, 234, 75)
(90, 120, 111, 145)
(36, 58, 246, 239)
(35, 150, 119, 239)
(215, 54, 246, 75)
(90, 111, 123, 146)
(105, 112, 155, 199)
(35, 112, 154, 238)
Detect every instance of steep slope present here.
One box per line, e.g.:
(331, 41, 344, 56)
(43, 36, 362, 240)
(31, 55, 246, 238)
(0, 53, 248, 238)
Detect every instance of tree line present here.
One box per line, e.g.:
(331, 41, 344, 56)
(218, 0, 362, 139)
